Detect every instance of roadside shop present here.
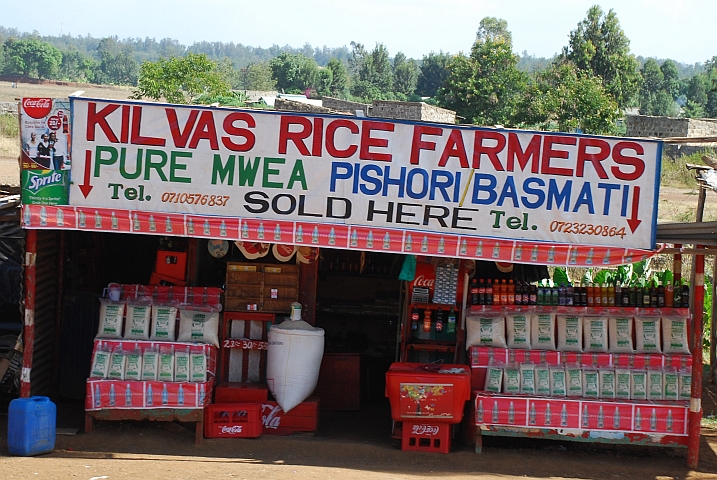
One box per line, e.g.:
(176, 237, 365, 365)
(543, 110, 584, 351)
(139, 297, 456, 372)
(15, 95, 706, 467)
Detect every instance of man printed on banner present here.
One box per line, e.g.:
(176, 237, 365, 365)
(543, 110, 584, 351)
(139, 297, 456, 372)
(36, 133, 52, 169)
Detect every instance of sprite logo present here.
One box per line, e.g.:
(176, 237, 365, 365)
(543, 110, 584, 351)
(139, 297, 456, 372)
(26, 170, 64, 193)
(21, 169, 69, 206)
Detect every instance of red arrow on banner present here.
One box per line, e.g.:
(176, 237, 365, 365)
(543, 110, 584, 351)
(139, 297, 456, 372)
(79, 150, 93, 198)
(627, 186, 641, 233)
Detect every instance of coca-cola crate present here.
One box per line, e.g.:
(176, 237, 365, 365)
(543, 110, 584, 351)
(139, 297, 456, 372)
(204, 403, 262, 438)
(215, 382, 268, 403)
(261, 398, 319, 435)
(401, 421, 452, 454)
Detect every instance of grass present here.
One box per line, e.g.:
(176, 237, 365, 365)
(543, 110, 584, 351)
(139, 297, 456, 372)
(660, 151, 712, 189)
(704, 414, 717, 430)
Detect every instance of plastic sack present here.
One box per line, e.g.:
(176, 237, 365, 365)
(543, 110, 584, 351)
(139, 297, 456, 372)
(176, 305, 220, 347)
(266, 318, 325, 413)
(124, 299, 152, 340)
(466, 315, 506, 349)
(96, 299, 125, 339)
(150, 304, 179, 342)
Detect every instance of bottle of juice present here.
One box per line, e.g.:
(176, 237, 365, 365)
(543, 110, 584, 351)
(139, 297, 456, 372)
(508, 279, 515, 305)
(665, 280, 674, 308)
(500, 279, 508, 305)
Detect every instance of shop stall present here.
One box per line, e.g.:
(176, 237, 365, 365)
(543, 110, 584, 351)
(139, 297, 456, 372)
(16, 95, 705, 467)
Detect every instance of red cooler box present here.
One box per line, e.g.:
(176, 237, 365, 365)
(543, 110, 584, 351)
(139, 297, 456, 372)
(385, 362, 471, 424)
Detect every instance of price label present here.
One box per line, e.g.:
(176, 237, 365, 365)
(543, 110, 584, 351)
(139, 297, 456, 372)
(222, 338, 268, 350)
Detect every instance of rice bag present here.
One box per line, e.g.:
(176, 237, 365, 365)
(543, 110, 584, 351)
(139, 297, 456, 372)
(535, 365, 551, 396)
(90, 346, 111, 379)
(634, 317, 662, 354)
(566, 366, 583, 397)
(174, 347, 191, 382)
(177, 306, 220, 347)
(679, 370, 692, 401)
(520, 363, 536, 395)
(123, 299, 152, 340)
(550, 367, 567, 396)
(530, 313, 556, 350)
(647, 370, 664, 401)
(107, 346, 126, 380)
(631, 370, 647, 400)
(150, 304, 178, 342)
(615, 368, 631, 400)
(503, 366, 521, 394)
(661, 316, 690, 354)
(663, 370, 679, 401)
(124, 345, 143, 381)
(557, 315, 583, 352)
(466, 316, 507, 348)
(583, 370, 599, 398)
(96, 299, 125, 339)
(484, 365, 503, 393)
(599, 369, 616, 399)
(506, 314, 531, 349)
(141, 347, 159, 381)
(583, 317, 608, 353)
(158, 345, 175, 382)
(190, 351, 208, 383)
(608, 316, 634, 353)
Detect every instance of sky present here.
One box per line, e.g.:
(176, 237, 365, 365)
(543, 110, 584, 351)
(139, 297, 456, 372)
(1, 0, 715, 65)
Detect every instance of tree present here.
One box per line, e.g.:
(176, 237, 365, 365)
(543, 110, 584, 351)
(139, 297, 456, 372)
(416, 51, 451, 97)
(437, 18, 527, 126)
(96, 37, 138, 85)
(518, 60, 619, 135)
(58, 49, 97, 82)
(238, 61, 276, 90)
(269, 52, 319, 94)
(3, 38, 62, 79)
(562, 5, 641, 108)
(350, 43, 394, 99)
(476, 17, 512, 44)
(325, 58, 349, 97)
(392, 52, 419, 97)
(660, 59, 681, 99)
(130, 52, 231, 104)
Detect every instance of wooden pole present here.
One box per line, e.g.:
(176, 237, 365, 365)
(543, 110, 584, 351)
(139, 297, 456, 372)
(20, 226, 37, 398)
(712, 255, 716, 384)
(687, 250, 704, 469)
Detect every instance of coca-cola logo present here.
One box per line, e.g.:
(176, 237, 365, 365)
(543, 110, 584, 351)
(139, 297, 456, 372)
(262, 404, 283, 429)
(22, 98, 53, 119)
(47, 115, 61, 130)
(413, 275, 435, 287)
(220, 425, 243, 434)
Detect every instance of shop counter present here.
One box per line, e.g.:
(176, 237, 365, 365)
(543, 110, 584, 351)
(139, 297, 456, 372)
(385, 362, 471, 424)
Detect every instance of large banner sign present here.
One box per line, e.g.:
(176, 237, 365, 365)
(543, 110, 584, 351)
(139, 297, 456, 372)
(60, 98, 661, 260)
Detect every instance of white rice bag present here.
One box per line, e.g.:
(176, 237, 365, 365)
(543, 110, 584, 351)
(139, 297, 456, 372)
(550, 367, 567, 396)
(557, 315, 583, 352)
(503, 366, 521, 394)
(609, 316, 634, 353)
(174, 347, 191, 382)
(123, 300, 152, 340)
(583, 370, 599, 398)
(663, 370, 679, 401)
(531, 313, 556, 350)
(583, 317, 608, 353)
(635, 317, 662, 354)
(599, 369, 616, 399)
(150, 304, 179, 341)
(647, 370, 664, 401)
(566, 366, 583, 397)
(90, 346, 111, 379)
(615, 368, 631, 400)
(520, 363, 536, 394)
(96, 299, 125, 339)
(466, 316, 507, 348)
(124, 345, 143, 381)
(158, 345, 175, 382)
(190, 351, 208, 383)
(631, 370, 647, 400)
(177, 306, 220, 347)
(535, 365, 551, 396)
(141, 347, 159, 381)
(679, 370, 692, 401)
(484, 365, 503, 393)
(661, 316, 690, 354)
(506, 314, 531, 349)
(107, 346, 126, 380)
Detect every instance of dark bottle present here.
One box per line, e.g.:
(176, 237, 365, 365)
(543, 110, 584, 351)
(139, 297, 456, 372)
(470, 279, 479, 305)
(529, 283, 537, 305)
(485, 279, 493, 305)
(435, 308, 444, 333)
(411, 308, 420, 331)
(478, 279, 486, 305)
(566, 283, 574, 306)
(558, 283, 567, 306)
(523, 282, 531, 305)
(614, 282, 622, 306)
(681, 283, 690, 308)
(537, 284, 545, 306)
(621, 284, 630, 307)
(642, 284, 651, 307)
(551, 285, 559, 306)
(515, 281, 523, 305)
(657, 282, 665, 308)
(446, 307, 457, 335)
(629, 286, 637, 307)
(580, 286, 587, 306)
(650, 281, 658, 308)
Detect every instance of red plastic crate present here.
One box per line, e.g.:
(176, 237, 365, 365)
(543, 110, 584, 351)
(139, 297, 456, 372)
(204, 403, 262, 438)
(215, 383, 268, 403)
(401, 421, 452, 453)
(155, 251, 187, 280)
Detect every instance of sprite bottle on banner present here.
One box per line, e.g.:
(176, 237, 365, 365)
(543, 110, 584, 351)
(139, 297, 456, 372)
(21, 169, 70, 205)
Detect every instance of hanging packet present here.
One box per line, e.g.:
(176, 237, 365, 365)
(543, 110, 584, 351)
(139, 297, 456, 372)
(530, 313, 556, 350)
(557, 315, 583, 352)
(107, 345, 126, 380)
(123, 299, 152, 340)
(177, 304, 221, 347)
(466, 316, 507, 348)
(90, 345, 111, 379)
(190, 350, 208, 383)
(634, 317, 662, 354)
(174, 347, 191, 382)
(96, 299, 125, 339)
(583, 317, 608, 353)
(158, 345, 175, 382)
(141, 347, 159, 381)
(661, 316, 690, 354)
(506, 314, 531, 349)
(608, 316, 634, 353)
(150, 304, 179, 341)
(124, 345, 143, 381)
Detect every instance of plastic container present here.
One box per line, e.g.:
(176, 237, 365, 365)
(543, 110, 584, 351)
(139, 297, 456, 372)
(8, 396, 56, 456)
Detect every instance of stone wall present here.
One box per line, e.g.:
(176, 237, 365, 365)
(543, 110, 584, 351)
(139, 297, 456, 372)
(274, 98, 337, 115)
(626, 115, 717, 138)
(371, 100, 456, 124)
(0, 102, 18, 115)
(321, 97, 372, 115)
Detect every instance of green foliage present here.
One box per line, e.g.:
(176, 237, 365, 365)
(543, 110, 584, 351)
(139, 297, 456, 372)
(518, 60, 619, 134)
(437, 18, 527, 126)
(269, 52, 319, 94)
(3, 37, 62, 79)
(392, 52, 419, 97)
(237, 61, 276, 91)
(0, 113, 19, 137)
(350, 43, 394, 100)
(562, 5, 641, 109)
(130, 53, 231, 104)
(416, 51, 451, 97)
(193, 91, 246, 107)
(325, 58, 349, 97)
(660, 152, 704, 188)
(552, 267, 570, 286)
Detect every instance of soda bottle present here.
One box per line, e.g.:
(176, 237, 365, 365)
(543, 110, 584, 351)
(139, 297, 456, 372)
(537, 283, 545, 306)
(608, 283, 616, 306)
(500, 279, 508, 305)
(593, 282, 601, 306)
(493, 280, 501, 305)
(587, 283, 595, 307)
(614, 282, 622, 305)
(515, 281, 522, 305)
(411, 308, 419, 331)
(601, 283, 609, 306)
(558, 283, 567, 306)
(650, 281, 658, 308)
(529, 283, 537, 305)
(422, 309, 432, 333)
(508, 279, 515, 305)
(642, 283, 651, 307)
(681, 282, 690, 308)
(551, 284, 559, 306)
(435, 308, 444, 333)
(447, 307, 456, 335)
(657, 282, 665, 308)
(566, 283, 574, 306)
(523, 282, 531, 305)
(665, 280, 674, 308)
(478, 278, 486, 305)
(630, 286, 638, 307)
(485, 279, 493, 305)
(580, 285, 587, 306)
(470, 279, 479, 305)
(621, 283, 630, 306)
